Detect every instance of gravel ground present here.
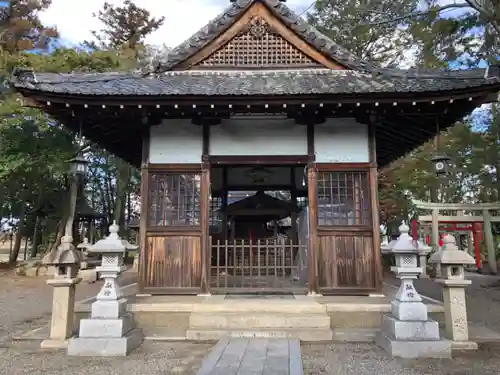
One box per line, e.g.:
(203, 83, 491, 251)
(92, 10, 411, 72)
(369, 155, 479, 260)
(302, 342, 500, 375)
(0, 269, 137, 342)
(301, 274, 500, 375)
(0, 341, 213, 375)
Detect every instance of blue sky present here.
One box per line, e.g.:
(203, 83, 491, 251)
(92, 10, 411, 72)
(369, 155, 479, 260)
(38, 0, 313, 48)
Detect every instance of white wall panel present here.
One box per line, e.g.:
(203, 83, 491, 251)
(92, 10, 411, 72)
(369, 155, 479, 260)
(149, 119, 202, 164)
(210, 119, 307, 155)
(314, 118, 369, 163)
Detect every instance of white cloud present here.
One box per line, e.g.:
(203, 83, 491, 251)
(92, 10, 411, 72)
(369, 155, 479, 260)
(40, 0, 312, 48)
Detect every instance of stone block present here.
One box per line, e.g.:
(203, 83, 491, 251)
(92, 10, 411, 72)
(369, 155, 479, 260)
(186, 328, 333, 341)
(25, 266, 39, 277)
(376, 332, 451, 358)
(78, 268, 98, 283)
(391, 300, 428, 321)
(91, 298, 127, 319)
(382, 315, 440, 341)
(189, 312, 330, 329)
(67, 328, 143, 356)
(78, 313, 135, 338)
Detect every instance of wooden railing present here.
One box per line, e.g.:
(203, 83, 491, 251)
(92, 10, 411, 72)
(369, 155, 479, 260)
(211, 239, 307, 291)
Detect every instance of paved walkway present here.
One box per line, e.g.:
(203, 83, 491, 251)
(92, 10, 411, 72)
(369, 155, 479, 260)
(197, 339, 303, 375)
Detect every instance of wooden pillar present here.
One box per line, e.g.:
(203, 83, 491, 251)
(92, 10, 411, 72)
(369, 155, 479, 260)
(307, 163, 319, 295)
(368, 116, 382, 292)
(200, 163, 211, 294)
(369, 166, 382, 291)
(222, 168, 228, 242)
(290, 168, 298, 245)
(483, 209, 497, 274)
(137, 127, 150, 294)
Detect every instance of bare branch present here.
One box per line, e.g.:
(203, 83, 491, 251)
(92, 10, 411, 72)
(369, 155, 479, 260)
(351, 3, 473, 29)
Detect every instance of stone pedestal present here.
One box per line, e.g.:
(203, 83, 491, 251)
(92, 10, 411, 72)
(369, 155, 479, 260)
(41, 277, 81, 349)
(376, 221, 451, 358)
(40, 235, 82, 349)
(430, 235, 477, 349)
(68, 222, 142, 356)
(441, 280, 472, 342)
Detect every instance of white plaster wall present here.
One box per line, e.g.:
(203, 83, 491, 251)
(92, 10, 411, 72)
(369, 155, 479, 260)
(149, 119, 202, 163)
(314, 118, 369, 163)
(210, 118, 307, 155)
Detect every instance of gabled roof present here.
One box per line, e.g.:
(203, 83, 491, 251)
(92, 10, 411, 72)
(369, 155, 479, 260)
(154, 0, 370, 72)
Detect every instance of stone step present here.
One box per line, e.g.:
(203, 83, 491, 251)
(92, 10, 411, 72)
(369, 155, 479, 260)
(186, 328, 333, 341)
(192, 301, 325, 314)
(189, 312, 330, 329)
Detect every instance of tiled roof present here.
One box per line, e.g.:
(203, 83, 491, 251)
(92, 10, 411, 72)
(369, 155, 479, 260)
(12, 68, 500, 97)
(154, 0, 369, 72)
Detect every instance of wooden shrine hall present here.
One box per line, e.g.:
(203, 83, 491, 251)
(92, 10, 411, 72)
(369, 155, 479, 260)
(11, 0, 500, 296)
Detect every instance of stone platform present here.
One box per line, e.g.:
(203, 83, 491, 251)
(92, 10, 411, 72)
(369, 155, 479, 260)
(67, 283, 445, 342)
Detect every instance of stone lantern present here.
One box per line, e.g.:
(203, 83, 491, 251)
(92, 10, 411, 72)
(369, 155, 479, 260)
(416, 233, 432, 278)
(431, 154, 452, 177)
(376, 221, 451, 358)
(380, 224, 389, 246)
(68, 222, 143, 356)
(77, 237, 91, 269)
(429, 234, 476, 347)
(40, 235, 82, 349)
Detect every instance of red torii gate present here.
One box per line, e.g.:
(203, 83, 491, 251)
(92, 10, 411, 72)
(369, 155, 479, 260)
(412, 219, 483, 268)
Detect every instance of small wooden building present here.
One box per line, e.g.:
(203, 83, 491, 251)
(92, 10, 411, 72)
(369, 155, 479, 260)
(12, 0, 500, 295)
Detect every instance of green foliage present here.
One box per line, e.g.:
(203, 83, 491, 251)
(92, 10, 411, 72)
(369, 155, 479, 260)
(308, 0, 420, 67)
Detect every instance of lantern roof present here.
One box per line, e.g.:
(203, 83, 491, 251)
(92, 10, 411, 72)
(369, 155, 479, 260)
(429, 234, 475, 265)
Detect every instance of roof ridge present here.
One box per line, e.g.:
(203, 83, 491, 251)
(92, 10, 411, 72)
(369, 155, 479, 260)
(151, 0, 373, 73)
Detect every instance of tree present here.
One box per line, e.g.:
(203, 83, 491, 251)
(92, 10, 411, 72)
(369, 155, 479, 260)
(0, 0, 58, 53)
(308, 0, 421, 67)
(86, 0, 165, 61)
(85, 0, 165, 236)
(347, 0, 500, 66)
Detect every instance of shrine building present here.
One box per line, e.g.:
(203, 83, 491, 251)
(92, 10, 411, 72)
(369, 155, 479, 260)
(11, 0, 500, 296)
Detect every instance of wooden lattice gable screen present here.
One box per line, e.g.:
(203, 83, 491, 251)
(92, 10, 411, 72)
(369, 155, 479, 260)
(195, 15, 320, 69)
(174, 2, 344, 71)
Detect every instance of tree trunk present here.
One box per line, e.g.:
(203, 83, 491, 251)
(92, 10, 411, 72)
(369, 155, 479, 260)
(29, 215, 40, 258)
(113, 162, 130, 237)
(47, 220, 65, 254)
(9, 205, 26, 264)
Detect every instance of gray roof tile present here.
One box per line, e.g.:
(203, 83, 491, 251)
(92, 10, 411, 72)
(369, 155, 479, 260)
(12, 69, 500, 97)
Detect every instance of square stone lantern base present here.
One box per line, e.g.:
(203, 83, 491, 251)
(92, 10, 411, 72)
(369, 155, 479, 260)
(67, 298, 143, 356)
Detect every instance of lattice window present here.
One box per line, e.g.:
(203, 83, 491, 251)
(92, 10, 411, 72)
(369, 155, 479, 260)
(209, 195, 223, 233)
(196, 16, 321, 68)
(148, 173, 201, 226)
(317, 171, 371, 226)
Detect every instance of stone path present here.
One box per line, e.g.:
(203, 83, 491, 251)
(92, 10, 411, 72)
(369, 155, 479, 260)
(197, 339, 303, 375)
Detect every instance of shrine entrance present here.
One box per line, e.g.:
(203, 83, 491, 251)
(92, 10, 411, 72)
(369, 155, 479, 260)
(208, 161, 309, 292)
